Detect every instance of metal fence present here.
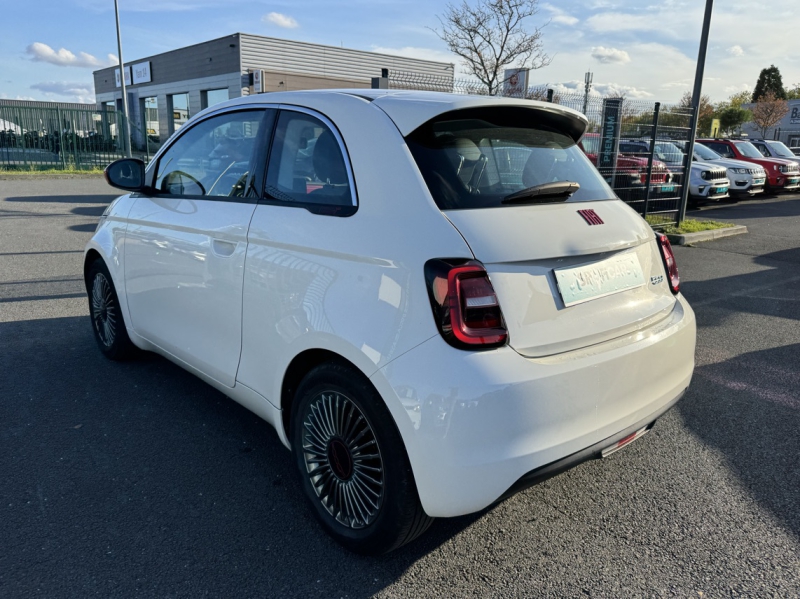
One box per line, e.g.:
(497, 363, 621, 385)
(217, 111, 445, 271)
(385, 70, 697, 226)
(0, 101, 155, 171)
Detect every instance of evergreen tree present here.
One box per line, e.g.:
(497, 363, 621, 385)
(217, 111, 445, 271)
(752, 65, 787, 102)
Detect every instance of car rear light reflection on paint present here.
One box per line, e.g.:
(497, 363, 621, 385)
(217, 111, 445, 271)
(657, 233, 680, 294)
(425, 259, 508, 349)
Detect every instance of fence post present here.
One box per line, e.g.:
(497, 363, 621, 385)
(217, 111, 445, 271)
(56, 106, 66, 170)
(642, 102, 661, 218)
(17, 107, 28, 170)
(546, 89, 554, 103)
(677, 104, 700, 225)
(71, 112, 79, 170)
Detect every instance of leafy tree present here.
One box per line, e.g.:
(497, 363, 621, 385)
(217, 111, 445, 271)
(750, 90, 789, 136)
(433, 0, 551, 95)
(717, 106, 751, 136)
(752, 65, 787, 102)
(728, 90, 754, 109)
(786, 84, 800, 100)
(679, 91, 714, 135)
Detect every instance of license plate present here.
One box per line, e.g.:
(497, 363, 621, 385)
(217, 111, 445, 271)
(660, 184, 676, 193)
(554, 252, 645, 308)
(713, 186, 728, 194)
(787, 177, 800, 185)
(753, 178, 765, 185)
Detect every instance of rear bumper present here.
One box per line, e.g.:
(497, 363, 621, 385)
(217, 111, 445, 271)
(371, 295, 696, 518)
(497, 388, 684, 503)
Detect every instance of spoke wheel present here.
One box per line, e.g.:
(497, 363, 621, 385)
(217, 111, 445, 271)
(302, 391, 384, 529)
(292, 363, 433, 555)
(86, 259, 136, 361)
(91, 272, 117, 348)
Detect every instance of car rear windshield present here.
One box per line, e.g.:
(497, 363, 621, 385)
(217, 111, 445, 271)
(405, 107, 615, 210)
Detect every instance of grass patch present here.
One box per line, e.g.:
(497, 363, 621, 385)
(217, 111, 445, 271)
(647, 216, 735, 235)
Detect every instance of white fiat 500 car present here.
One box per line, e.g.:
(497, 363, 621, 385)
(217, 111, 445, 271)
(86, 90, 696, 554)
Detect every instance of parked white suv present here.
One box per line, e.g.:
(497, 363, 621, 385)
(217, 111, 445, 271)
(694, 142, 766, 197)
(87, 90, 696, 554)
(688, 161, 729, 203)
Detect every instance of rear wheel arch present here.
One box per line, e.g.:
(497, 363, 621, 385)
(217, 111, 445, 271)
(280, 349, 369, 442)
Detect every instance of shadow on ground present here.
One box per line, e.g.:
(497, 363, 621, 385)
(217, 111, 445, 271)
(0, 315, 482, 597)
(4, 194, 118, 204)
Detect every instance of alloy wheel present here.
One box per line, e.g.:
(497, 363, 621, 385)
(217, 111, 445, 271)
(91, 273, 117, 348)
(301, 391, 384, 529)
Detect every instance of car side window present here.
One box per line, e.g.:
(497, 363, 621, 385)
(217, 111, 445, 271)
(752, 143, 769, 157)
(154, 110, 267, 199)
(708, 143, 733, 158)
(265, 111, 354, 210)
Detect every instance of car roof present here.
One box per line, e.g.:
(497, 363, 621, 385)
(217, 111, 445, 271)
(199, 89, 589, 139)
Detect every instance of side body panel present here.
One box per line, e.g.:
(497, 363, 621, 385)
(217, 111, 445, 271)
(236, 95, 475, 410)
(124, 196, 257, 387)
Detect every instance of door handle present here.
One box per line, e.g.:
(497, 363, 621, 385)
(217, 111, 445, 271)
(212, 238, 237, 257)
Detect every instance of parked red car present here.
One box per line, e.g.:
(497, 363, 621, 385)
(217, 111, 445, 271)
(580, 133, 674, 200)
(697, 139, 800, 192)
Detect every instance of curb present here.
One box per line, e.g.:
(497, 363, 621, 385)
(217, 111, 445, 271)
(666, 225, 748, 246)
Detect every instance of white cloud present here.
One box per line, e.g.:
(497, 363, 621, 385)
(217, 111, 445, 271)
(31, 81, 94, 96)
(26, 42, 116, 68)
(0, 92, 37, 101)
(546, 79, 653, 99)
(591, 46, 631, 64)
(724, 83, 752, 94)
(727, 45, 744, 57)
(263, 12, 298, 29)
(29, 81, 95, 103)
(541, 3, 579, 26)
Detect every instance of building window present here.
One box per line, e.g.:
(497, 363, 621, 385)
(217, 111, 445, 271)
(169, 93, 190, 133)
(203, 88, 229, 109)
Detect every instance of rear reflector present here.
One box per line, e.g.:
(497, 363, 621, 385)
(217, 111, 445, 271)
(657, 233, 680, 294)
(601, 425, 651, 458)
(425, 259, 508, 349)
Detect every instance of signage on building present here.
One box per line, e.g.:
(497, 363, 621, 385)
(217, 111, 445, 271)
(503, 68, 529, 98)
(114, 66, 132, 87)
(115, 62, 151, 87)
(252, 69, 264, 93)
(132, 61, 152, 85)
(791, 106, 800, 125)
(598, 98, 623, 183)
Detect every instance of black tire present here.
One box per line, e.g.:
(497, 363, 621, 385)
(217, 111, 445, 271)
(86, 259, 137, 361)
(291, 362, 433, 555)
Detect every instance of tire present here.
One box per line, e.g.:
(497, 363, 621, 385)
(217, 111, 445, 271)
(291, 362, 433, 555)
(86, 259, 137, 361)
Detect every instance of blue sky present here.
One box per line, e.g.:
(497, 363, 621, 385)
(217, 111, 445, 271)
(3, 0, 799, 105)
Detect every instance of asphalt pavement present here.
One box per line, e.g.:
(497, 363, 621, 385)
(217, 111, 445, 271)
(1, 178, 798, 597)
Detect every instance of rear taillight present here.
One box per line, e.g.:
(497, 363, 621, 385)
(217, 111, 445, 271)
(424, 259, 508, 349)
(657, 234, 680, 294)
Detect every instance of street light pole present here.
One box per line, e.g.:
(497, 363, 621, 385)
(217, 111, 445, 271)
(678, 0, 713, 224)
(114, 0, 132, 157)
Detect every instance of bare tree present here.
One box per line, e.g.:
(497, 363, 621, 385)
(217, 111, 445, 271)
(433, 0, 551, 95)
(750, 90, 789, 137)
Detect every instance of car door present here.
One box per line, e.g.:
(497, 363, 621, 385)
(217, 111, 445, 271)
(124, 108, 274, 387)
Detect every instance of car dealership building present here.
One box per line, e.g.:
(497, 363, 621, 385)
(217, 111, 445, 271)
(92, 33, 454, 147)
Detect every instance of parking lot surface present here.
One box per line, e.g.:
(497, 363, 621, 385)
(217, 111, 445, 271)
(1, 178, 799, 597)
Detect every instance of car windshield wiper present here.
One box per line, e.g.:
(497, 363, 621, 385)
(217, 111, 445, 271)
(501, 181, 580, 204)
